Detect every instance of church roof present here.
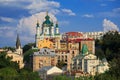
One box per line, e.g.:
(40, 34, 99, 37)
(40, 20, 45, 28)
(81, 44, 88, 55)
(16, 34, 21, 49)
(43, 12, 53, 26)
(66, 32, 83, 37)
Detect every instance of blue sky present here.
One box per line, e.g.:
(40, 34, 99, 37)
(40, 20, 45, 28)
(0, 0, 120, 47)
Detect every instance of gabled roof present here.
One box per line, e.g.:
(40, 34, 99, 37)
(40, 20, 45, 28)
(38, 66, 63, 74)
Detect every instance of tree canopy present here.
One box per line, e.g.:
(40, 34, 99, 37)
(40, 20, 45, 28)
(0, 51, 40, 80)
(95, 31, 120, 80)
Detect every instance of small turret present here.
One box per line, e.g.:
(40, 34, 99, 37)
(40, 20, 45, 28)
(36, 20, 40, 47)
(55, 21, 59, 34)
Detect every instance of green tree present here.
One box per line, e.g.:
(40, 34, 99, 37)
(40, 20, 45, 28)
(102, 31, 120, 61)
(109, 58, 120, 79)
(0, 51, 41, 80)
(23, 43, 35, 53)
(0, 52, 19, 70)
(57, 61, 66, 69)
(53, 75, 72, 80)
(95, 48, 105, 60)
(2, 46, 15, 52)
(23, 49, 38, 63)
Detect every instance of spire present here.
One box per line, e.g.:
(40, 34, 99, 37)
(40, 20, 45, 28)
(36, 19, 40, 27)
(46, 10, 48, 16)
(45, 11, 50, 20)
(81, 44, 88, 55)
(16, 34, 21, 49)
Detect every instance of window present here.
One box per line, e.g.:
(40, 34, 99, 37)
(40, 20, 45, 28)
(72, 51, 74, 54)
(45, 29, 47, 32)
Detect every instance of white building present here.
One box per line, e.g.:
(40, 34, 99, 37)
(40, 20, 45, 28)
(71, 44, 109, 75)
(38, 66, 63, 80)
(7, 34, 24, 69)
(83, 31, 104, 39)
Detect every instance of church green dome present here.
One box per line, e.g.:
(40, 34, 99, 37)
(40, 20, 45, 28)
(43, 13, 53, 26)
(81, 44, 88, 55)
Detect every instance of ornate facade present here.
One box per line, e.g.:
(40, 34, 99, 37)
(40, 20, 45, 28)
(35, 12, 61, 48)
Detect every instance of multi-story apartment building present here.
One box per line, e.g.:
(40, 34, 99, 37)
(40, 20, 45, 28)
(83, 31, 104, 40)
(32, 48, 57, 71)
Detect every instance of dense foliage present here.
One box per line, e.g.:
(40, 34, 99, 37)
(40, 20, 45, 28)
(95, 31, 120, 80)
(23, 43, 35, 53)
(0, 52, 40, 80)
(53, 75, 72, 80)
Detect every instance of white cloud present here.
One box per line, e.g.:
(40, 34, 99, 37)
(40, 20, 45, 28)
(20, 36, 34, 42)
(0, 26, 16, 37)
(62, 9, 76, 16)
(0, 0, 76, 16)
(0, 17, 15, 22)
(17, 12, 57, 42)
(59, 21, 69, 26)
(82, 14, 94, 18)
(0, 0, 60, 15)
(26, 0, 60, 14)
(113, 8, 120, 13)
(99, 8, 120, 17)
(103, 19, 119, 32)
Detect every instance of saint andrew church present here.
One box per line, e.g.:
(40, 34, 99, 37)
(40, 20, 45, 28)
(35, 12, 61, 48)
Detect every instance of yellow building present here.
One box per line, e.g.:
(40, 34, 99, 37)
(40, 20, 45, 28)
(7, 50, 24, 69)
(37, 38, 54, 49)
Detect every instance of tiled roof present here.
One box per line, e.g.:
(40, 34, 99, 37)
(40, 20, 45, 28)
(66, 32, 83, 37)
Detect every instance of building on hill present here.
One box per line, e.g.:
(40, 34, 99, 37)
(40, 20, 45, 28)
(61, 32, 95, 54)
(35, 12, 61, 48)
(31, 48, 57, 71)
(7, 34, 24, 69)
(83, 31, 104, 40)
(71, 44, 109, 75)
(52, 32, 95, 71)
(7, 50, 24, 69)
(34, 12, 97, 73)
